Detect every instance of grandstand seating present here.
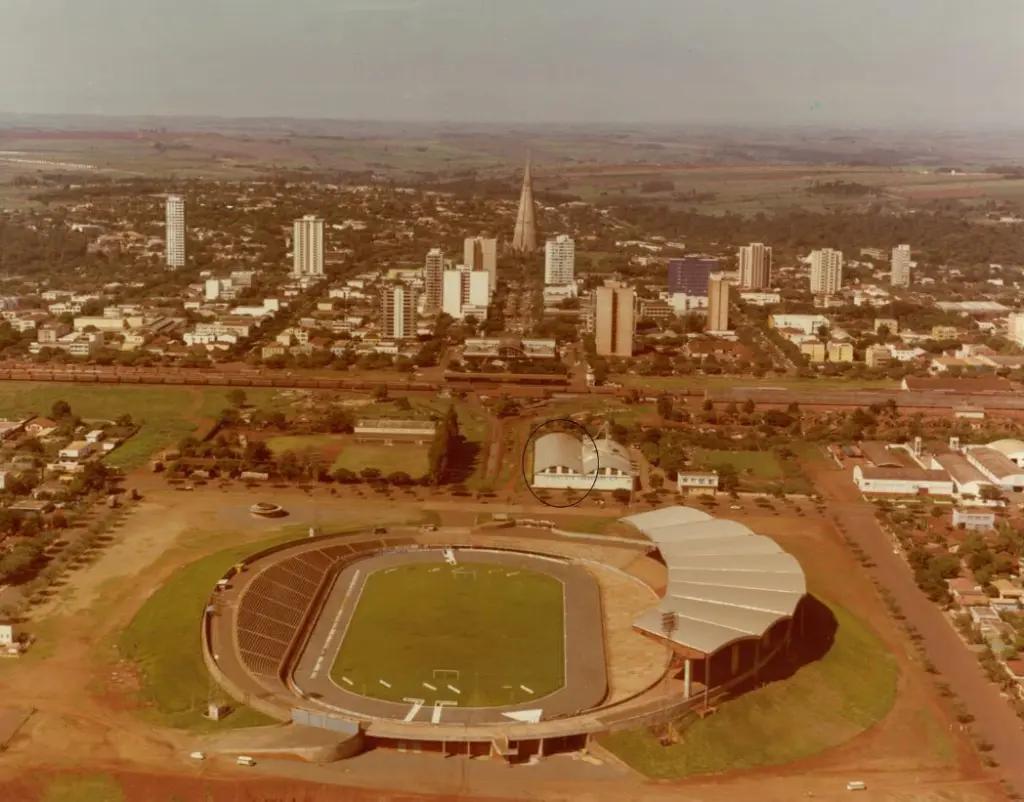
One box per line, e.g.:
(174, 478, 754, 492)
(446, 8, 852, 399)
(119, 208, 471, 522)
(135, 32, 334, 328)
(233, 539, 394, 681)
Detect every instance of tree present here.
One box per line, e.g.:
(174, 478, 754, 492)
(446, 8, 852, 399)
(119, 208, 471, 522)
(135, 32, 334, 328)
(612, 488, 631, 505)
(373, 384, 389, 402)
(51, 399, 72, 419)
(656, 394, 674, 419)
(226, 388, 247, 408)
(428, 406, 460, 486)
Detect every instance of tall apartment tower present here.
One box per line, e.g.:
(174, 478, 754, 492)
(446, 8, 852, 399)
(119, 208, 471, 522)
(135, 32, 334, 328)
(738, 242, 772, 289)
(423, 248, 445, 313)
(463, 236, 498, 291)
(441, 265, 490, 320)
(510, 155, 538, 254)
(891, 244, 912, 287)
(291, 215, 324, 278)
(381, 283, 418, 339)
(544, 234, 575, 286)
(592, 281, 636, 357)
(809, 248, 844, 296)
(707, 274, 731, 332)
(165, 194, 185, 269)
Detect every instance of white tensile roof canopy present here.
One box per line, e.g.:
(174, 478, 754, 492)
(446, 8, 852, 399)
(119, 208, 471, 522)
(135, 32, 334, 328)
(624, 506, 807, 655)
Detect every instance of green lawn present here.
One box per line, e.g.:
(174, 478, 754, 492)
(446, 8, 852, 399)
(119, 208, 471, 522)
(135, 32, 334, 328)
(266, 433, 346, 461)
(0, 382, 281, 470)
(43, 774, 124, 802)
(331, 442, 430, 478)
(693, 449, 784, 479)
(599, 602, 899, 778)
(332, 562, 564, 707)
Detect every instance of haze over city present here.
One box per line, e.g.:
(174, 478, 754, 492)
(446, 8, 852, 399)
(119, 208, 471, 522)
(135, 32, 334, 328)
(1, 0, 1023, 128)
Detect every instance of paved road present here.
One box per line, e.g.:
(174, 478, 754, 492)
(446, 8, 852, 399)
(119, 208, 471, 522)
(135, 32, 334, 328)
(812, 457, 1024, 796)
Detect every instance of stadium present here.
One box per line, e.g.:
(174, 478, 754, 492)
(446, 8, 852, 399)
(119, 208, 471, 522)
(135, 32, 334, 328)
(203, 505, 810, 762)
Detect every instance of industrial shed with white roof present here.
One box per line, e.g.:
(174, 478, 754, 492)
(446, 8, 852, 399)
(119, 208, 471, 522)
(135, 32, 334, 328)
(623, 505, 808, 701)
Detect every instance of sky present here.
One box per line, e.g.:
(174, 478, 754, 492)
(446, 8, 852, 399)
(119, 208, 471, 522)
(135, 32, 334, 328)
(1, 0, 1022, 128)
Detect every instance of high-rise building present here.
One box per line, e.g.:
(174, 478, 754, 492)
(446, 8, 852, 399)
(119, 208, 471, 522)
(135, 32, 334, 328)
(592, 281, 635, 357)
(544, 234, 575, 286)
(165, 194, 185, 270)
(511, 155, 538, 254)
(809, 248, 844, 296)
(442, 265, 490, 320)
(292, 215, 324, 278)
(463, 236, 498, 292)
(891, 244, 912, 288)
(667, 257, 718, 295)
(707, 274, 731, 332)
(381, 283, 419, 339)
(423, 248, 445, 313)
(738, 242, 772, 289)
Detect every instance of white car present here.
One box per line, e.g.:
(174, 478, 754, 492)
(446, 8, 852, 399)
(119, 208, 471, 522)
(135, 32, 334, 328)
(189, 751, 206, 761)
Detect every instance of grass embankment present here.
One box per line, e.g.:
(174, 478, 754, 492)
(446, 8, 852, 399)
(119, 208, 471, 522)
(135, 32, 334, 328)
(0, 382, 281, 470)
(117, 536, 289, 731)
(600, 602, 898, 778)
(119, 512, 436, 731)
(332, 562, 564, 707)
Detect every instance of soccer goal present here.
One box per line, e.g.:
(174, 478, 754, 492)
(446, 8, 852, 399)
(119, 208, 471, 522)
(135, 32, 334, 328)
(451, 567, 477, 580)
(432, 668, 461, 684)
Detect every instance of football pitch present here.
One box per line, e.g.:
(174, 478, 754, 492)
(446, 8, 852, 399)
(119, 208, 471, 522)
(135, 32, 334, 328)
(331, 561, 565, 707)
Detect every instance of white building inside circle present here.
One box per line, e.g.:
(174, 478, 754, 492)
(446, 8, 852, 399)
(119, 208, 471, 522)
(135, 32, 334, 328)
(532, 432, 634, 492)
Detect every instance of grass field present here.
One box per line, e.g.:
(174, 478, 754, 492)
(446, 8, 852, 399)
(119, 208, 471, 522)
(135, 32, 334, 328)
(43, 774, 124, 802)
(331, 561, 565, 707)
(0, 382, 282, 470)
(693, 448, 783, 479)
(599, 602, 898, 778)
(330, 442, 430, 478)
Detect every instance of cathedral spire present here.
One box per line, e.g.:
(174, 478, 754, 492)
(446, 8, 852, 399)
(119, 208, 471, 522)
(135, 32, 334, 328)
(510, 153, 537, 253)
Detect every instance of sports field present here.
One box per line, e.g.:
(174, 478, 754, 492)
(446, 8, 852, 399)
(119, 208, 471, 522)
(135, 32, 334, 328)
(331, 562, 565, 707)
(331, 442, 430, 478)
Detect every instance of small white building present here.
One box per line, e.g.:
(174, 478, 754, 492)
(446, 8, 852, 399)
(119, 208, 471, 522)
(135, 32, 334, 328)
(952, 508, 995, 530)
(0, 624, 14, 646)
(676, 471, 719, 493)
(532, 432, 634, 492)
(58, 440, 95, 461)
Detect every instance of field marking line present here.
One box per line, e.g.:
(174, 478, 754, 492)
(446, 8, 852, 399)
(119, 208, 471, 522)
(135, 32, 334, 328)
(402, 698, 425, 722)
(431, 700, 457, 724)
(379, 679, 392, 688)
(423, 681, 437, 691)
(447, 684, 461, 695)
(520, 684, 534, 694)
(310, 568, 361, 680)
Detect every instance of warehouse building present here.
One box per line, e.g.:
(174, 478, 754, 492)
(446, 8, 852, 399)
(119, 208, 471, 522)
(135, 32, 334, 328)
(532, 432, 635, 492)
(852, 465, 953, 496)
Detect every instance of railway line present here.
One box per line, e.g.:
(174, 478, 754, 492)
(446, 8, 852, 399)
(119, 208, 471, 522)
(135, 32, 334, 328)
(2, 362, 1024, 415)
